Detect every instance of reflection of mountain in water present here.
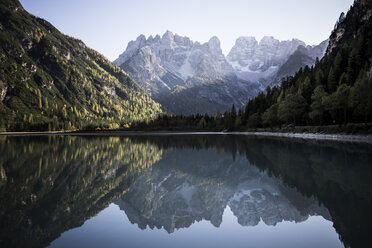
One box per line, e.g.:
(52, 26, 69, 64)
(1, 135, 371, 248)
(115, 149, 330, 233)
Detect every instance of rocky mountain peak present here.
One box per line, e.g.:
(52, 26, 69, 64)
(208, 36, 220, 48)
(161, 30, 176, 48)
(174, 34, 192, 47)
(259, 36, 280, 46)
(327, 0, 372, 55)
(114, 32, 328, 114)
(208, 36, 223, 55)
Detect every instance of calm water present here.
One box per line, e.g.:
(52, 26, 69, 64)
(0, 134, 371, 248)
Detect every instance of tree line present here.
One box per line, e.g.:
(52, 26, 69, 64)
(133, 10, 372, 133)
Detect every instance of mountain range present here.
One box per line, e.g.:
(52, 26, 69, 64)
(1, 0, 367, 131)
(114, 32, 328, 114)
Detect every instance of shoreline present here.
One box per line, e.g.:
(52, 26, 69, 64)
(237, 132, 372, 144)
(1, 130, 372, 144)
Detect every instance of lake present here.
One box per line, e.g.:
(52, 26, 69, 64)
(0, 134, 371, 248)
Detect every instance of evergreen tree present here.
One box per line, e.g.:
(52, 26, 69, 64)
(231, 104, 237, 120)
(247, 113, 261, 128)
(262, 103, 279, 127)
(227, 104, 237, 130)
(327, 67, 337, 92)
(278, 94, 308, 125)
(297, 76, 312, 101)
(350, 73, 372, 123)
(333, 51, 343, 80)
(323, 84, 351, 124)
(315, 68, 325, 86)
(346, 48, 361, 83)
(338, 72, 349, 86)
(214, 110, 222, 120)
(309, 86, 327, 125)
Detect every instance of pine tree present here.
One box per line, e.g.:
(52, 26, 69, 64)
(323, 84, 350, 124)
(327, 67, 337, 92)
(309, 86, 327, 125)
(338, 72, 349, 86)
(231, 104, 237, 120)
(333, 51, 343, 80)
(315, 68, 325, 86)
(214, 110, 222, 120)
(350, 72, 372, 123)
(262, 103, 278, 127)
(278, 94, 308, 125)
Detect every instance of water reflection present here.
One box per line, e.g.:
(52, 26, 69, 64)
(0, 136, 163, 247)
(115, 148, 330, 233)
(0, 135, 371, 248)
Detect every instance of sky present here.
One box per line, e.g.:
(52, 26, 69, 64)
(19, 0, 354, 61)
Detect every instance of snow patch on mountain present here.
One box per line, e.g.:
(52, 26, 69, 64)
(226, 36, 307, 87)
(114, 31, 328, 114)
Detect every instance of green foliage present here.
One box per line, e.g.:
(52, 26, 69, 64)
(278, 94, 308, 124)
(197, 117, 207, 129)
(323, 84, 351, 124)
(0, 0, 162, 131)
(0, 135, 163, 247)
(247, 113, 261, 128)
(327, 67, 337, 92)
(350, 73, 372, 122)
(184, 0, 372, 129)
(315, 68, 325, 86)
(309, 86, 327, 125)
(262, 103, 279, 127)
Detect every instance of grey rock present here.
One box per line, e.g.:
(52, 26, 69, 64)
(114, 32, 328, 114)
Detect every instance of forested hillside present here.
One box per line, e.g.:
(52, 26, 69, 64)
(134, 0, 372, 132)
(240, 0, 372, 128)
(0, 0, 162, 131)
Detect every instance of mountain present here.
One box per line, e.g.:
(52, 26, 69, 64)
(114, 32, 327, 115)
(114, 31, 256, 115)
(0, 0, 162, 131)
(231, 0, 372, 128)
(227, 37, 301, 85)
(271, 39, 329, 86)
(227, 36, 328, 88)
(114, 32, 236, 94)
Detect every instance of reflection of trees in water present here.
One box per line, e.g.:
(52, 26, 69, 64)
(0, 135, 371, 248)
(0, 136, 163, 248)
(129, 135, 372, 248)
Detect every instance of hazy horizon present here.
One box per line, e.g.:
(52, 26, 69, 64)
(20, 0, 354, 61)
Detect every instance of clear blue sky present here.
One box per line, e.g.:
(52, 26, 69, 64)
(20, 0, 354, 61)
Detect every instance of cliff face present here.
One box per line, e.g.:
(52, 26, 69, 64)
(114, 31, 327, 114)
(327, 0, 372, 55)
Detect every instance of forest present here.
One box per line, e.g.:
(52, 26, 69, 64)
(131, 1, 372, 134)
